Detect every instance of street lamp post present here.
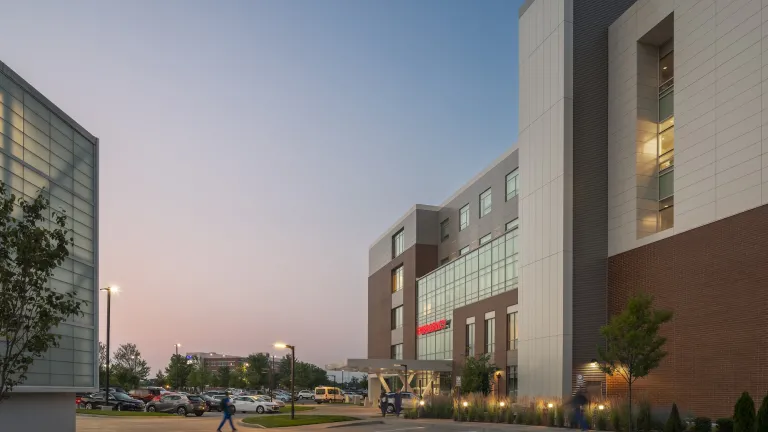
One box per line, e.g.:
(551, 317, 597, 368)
(174, 343, 182, 390)
(99, 286, 118, 405)
(274, 343, 295, 420)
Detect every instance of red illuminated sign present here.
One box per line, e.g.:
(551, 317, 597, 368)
(417, 319, 450, 336)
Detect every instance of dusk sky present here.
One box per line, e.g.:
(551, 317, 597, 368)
(1, 0, 522, 374)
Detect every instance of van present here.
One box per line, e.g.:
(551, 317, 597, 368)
(314, 386, 343, 404)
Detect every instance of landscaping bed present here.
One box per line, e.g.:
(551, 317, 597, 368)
(242, 415, 359, 428)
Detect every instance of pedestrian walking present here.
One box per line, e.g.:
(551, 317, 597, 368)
(379, 391, 388, 417)
(394, 391, 402, 417)
(217, 392, 237, 432)
(569, 389, 589, 431)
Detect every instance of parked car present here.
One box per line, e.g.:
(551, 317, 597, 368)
(75, 393, 91, 407)
(212, 394, 236, 414)
(378, 392, 420, 413)
(80, 391, 145, 411)
(314, 386, 343, 404)
(145, 394, 195, 416)
(185, 395, 208, 416)
(297, 390, 314, 400)
(129, 387, 165, 403)
(232, 396, 280, 414)
(200, 394, 220, 412)
(253, 395, 285, 407)
(99, 386, 128, 394)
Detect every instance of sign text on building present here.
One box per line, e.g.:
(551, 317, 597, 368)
(417, 319, 450, 335)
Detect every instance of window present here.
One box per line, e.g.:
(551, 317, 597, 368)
(440, 218, 449, 242)
(507, 366, 518, 400)
(479, 233, 491, 245)
(505, 219, 518, 232)
(392, 229, 404, 258)
(459, 205, 469, 230)
(658, 47, 674, 231)
(391, 344, 403, 360)
(507, 312, 518, 350)
(479, 188, 492, 217)
(506, 169, 519, 201)
(465, 324, 475, 357)
(459, 246, 469, 256)
(391, 266, 403, 293)
(485, 318, 496, 354)
(391, 306, 403, 329)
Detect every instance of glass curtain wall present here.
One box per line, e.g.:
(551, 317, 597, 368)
(658, 42, 674, 230)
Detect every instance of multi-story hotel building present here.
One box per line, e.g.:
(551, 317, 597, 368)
(0, 60, 99, 431)
(335, 0, 768, 417)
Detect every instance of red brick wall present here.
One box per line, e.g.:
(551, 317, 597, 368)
(607, 204, 768, 418)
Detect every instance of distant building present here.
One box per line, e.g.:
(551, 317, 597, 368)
(186, 352, 247, 371)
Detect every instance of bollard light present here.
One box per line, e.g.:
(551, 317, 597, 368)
(462, 401, 469, 408)
(548, 403, 554, 408)
(598, 404, 605, 410)
(419, 400, 425, 406)
(500, 401, 506, 407)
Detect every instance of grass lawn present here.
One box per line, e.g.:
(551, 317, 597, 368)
(75, 409, 174, 417)
(278, 406, 315, 413)
(242, 415, 359, 428)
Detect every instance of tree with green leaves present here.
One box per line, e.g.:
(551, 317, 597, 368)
(217, 366, 232, 388)
(187, 356, 212, 393)
(245, 353, 270, 388)
(664, 403, 684, 432)
(165, 354, 193, 390)
(734, 392, 756, 432)
(154, 370, 167, 388)
(112, 343, 151, 390)
(597, 293, 673, 432)
(460, 353, 496, 395)
(756, 392, 768, 432)
(0, 184, 88, 405)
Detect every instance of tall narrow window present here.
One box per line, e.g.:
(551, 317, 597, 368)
(485, 318, 496, 354)
(391, 266, 403, 293)
(465, 323, 475, 357)
(507, 366, 518, 400)
(459, 204, 469, 230)
(391, 344, 403, 360)
(479, 188, 492, 217)
(506, 169, 519, 201)
(440, 218, 449, 242)
(506, 312, 518, 350)
(392, 229, 404, 257)
(658, 45, 674, 231)
(391, 306, 403, 329)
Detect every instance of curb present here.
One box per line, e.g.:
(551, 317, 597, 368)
(238, 419, 266, 429)
(326, 420, 385, 428)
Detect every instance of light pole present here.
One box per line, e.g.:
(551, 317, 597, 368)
(274, 343, 295, 420)
(174, 343, 182, 390)
(394, 364, 408, 393)
(99, 286, 119, 405)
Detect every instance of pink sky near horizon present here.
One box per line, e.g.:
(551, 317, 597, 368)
(0, 0, 520, 374)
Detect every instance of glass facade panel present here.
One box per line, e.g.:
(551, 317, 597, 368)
(417, 228, 519, 360)
(659, 171, 674, 200)
(459, 204, 469, 230)
(391, 344, 403, 360)
(507, 312, 518, 350)
(392, 266, 403, 293)
(506, 169, 519, 201)
(459, 246, 469, 256)
(479, 234, 491, 245)
(391, 306, 403, 329)
(507, 366, 518, 400)
(0, 70, 98, 389)
(658, 46, 674, 230)
(465, 324, 475, 357)
(485, 318, 495, 354)
(392, 229, 404, 257)
(440, 218, 449, 241)
(479, 188, 492, 217)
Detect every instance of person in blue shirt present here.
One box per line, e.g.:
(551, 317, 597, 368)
(217, 392, 237, 432)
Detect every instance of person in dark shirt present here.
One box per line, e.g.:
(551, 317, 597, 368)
(217, 392, 237, 432)
(379, 391, 388, 417)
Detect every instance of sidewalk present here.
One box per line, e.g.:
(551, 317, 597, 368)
(388, 415, 569, 431)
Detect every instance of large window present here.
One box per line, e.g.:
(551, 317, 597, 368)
(506, 169, 519, 201)
(391, 344, 403, 360)
(479, 188, 492, 217)
(417, 228, 519, 360)
(507, 312, 518, 350)
(485, 318, 495, 355)
(440, 218, 449, 242)
(392, 266, 403, 293)
(465, 324, 475, 357)
(392, 229, 404, 257)
(391, 306, 403, 329)
(658, 45, 674, 231)
(507, 366, 518, 400)
(459, 204, 469, 230)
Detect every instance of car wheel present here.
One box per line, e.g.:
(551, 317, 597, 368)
(195, 412, 203, 417)
(387, 404, 395, 414)
(117, 404, 122, 411)
(256, 406, 265, 414)
(177, 407, 187, 416)
(147, 405, 156, 412)
(85, 403, 93, 410)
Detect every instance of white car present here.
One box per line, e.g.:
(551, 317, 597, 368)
(254, 396, 285, 407)
(297, 390, 314, 400)
(232, 396, 280, 414)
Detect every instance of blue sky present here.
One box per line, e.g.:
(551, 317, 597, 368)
(0, 0, 522, 371)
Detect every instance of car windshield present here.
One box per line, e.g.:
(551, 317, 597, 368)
(113, 393, 134, 401)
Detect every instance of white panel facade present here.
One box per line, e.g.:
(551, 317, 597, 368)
(518, 0, 573, 398)
(607, 0, 768, 257)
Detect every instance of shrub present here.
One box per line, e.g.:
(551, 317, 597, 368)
(694, 417, 712, 432)
(665, 404, 685, 432)
(716, 418, 734, 432)
(596, 409, 608, 431)
(734, 392, 756, 432)
(549, 407, 556, 426)
(757, 393, 768, 432)
(556, 404, 565, 427)
(535, 408, 543, 426)
(637, 399, 653, 432)
(611, 406, 623, 432)
(483, 411, 491, 423)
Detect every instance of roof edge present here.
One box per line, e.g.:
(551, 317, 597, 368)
(368, 204, 441, 249)
(438, 144, 518, 208)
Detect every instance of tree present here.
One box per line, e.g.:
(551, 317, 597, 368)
(349, 376, 360, 389)
(187, 356, 212, 393)
(664, 403, 684, 432)
(597, 293, 673, 432)
(734, 392, 756, 432)
(164, 354, 193, 390)
(460, 353, 496, 395)
(360, 374, 369, 389)
(245, 353, 270, 388)
(154, 370, 167, 388)
(217, 366, 231, 388)
(757, 392, 768, 432)
(0, 184, 87, 405)
(98, 342, 108, 387)
(112, 343, 150, 390)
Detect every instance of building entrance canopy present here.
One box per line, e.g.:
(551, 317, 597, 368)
(326, 358, 452, 374)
